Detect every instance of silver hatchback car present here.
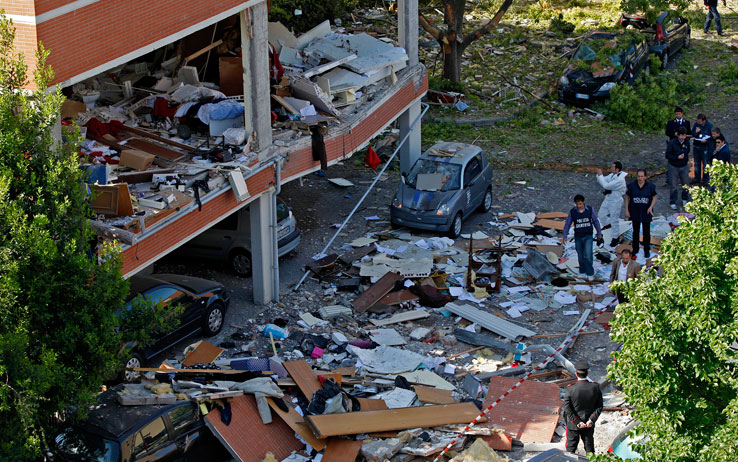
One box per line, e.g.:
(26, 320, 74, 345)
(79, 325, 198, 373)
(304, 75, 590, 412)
(177, 199, 300, 277)
(390, 142, 493, 237)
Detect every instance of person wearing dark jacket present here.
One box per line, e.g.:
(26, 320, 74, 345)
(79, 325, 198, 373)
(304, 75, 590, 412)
(704, 0, 726, 35)
(665, 106, 691, 141)
(563, 360, 604, 455)
(691, 113, 714, 184)
(666, 126, 691, 209)
(562, 195, 603, 280)
(626, 169, 658, 259)
(714, 134, 731, 163)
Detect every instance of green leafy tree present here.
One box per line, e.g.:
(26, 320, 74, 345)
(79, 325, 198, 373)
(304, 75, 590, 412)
(597, 161, 738, 462)
(620, 0, 689, 21)
(0, 14, 173, 460)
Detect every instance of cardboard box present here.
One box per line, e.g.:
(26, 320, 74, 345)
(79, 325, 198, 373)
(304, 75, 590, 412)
(120, 149, 155, 171)
(61, 99, 87, 120)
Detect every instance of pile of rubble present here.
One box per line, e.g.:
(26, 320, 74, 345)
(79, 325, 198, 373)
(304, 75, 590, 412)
(119, 209, 675, 461)
(63, 14, 408, 244)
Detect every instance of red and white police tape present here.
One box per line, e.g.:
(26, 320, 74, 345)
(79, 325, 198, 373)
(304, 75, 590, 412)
(432, 300, 614, 461)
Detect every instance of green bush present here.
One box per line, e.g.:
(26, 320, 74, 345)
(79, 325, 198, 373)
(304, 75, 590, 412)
(269, 0, 360, 33)
(428, 76, 466, 93)
(605, 75, 679, 130)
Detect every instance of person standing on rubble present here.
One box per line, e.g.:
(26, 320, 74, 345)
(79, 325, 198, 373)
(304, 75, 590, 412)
(563, 360, 603, 455)
(596, 161, 628, 248)
(561, 194, 603, 281)
(625, 169, 658, 259)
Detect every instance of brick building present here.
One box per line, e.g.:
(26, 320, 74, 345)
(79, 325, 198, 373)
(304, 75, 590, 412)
(10, 0, 426, 303)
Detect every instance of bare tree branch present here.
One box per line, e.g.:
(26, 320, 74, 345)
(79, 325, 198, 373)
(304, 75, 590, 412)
(419, 13, 441, 42)
(461, 0, 515, 50)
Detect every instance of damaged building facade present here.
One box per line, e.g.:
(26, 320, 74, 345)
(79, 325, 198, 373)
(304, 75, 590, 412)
(11, 0, 426, 303)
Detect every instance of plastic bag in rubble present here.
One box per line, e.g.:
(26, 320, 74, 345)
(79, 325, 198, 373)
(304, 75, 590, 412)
(523, 249, 559, 280)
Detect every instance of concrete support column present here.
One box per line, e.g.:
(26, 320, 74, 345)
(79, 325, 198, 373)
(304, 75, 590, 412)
(243, 2, 278, 304)
(240, 3, 272, 155)
(250, 193, 276, 304)
(398, 0, 419, 67)
(398, 0, 421, 175)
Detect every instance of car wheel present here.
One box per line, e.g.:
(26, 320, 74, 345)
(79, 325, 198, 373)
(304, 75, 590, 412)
(660, 52, 669, 69)
(448, 213, 463, 239)
(203, 302, 225, 336)
(479, 188, 493, 213)
(229, 249, 252, 277)
(120, 352, 143, 383)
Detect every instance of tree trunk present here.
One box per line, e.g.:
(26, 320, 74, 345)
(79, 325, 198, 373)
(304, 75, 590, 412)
(441, 0, 466, 82)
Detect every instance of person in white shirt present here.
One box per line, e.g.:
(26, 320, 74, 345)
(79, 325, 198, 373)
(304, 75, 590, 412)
(596, 161, 628, 248)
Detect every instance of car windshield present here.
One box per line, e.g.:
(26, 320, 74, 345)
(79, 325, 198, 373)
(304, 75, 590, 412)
(573, 43, 623, 68)
(406, 159, 461, 191)
(55, 427, 119, 462)
(277, 200, 289, 221)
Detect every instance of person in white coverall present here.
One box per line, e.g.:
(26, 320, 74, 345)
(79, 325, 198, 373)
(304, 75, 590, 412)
(596, 161, 628, 248)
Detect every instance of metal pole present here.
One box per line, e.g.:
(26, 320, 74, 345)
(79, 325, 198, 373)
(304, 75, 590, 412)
(293, 102, 429, 291)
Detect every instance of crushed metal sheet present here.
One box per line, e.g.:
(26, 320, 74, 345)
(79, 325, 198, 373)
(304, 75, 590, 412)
(445, 303, 536, 340)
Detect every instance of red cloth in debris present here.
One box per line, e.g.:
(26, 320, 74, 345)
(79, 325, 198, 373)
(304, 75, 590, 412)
(364, 146, 381, 170)
(153, 97, 178, 119)
(84, 118, 124, 139)
(269, 43, 284, 82)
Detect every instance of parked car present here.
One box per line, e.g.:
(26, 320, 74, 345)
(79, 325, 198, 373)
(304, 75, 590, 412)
(49, 388, 229, 462)
(558, 31, 651, 105)
(176, 198, 300, 277)
(528, 448, 589, 461)
(621, 10, 691, 69)
(609, 420, 646, 459)
(121, 273, 231, 382)
(389, 142, 493, 238)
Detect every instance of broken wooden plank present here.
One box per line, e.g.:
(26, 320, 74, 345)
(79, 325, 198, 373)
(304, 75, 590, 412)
(357, 398, 389, 411)
(414, 386, 456, 405)
(182, 341, 224, 367)
(322, 438, 363, 462)
(378, 289, 419, 306)
(283, 360, 321, 401)
(369, 309, 430, 327)
(125, 138, 186, 161)
(113, 167, 176, 184)
(271, 94, 300, 114)
(266, 397, 327, 451)
(183, 39, 224, 65)
(305, 403, 485, 438)
(121, 125, 196, 152)
(352, 272, 403, 313)
(535, 211, 568, 220)
(302, 54, 357, 79)
(532, 219, 566, 231)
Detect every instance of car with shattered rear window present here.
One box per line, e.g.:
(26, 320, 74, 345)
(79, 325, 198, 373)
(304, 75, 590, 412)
(558, 31, 650, 106)
(620, 10, 690, 69)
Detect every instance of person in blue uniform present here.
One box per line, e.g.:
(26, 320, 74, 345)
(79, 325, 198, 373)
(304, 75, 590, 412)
(625, 169, 658, 259)
(562, 195, 603, 280)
